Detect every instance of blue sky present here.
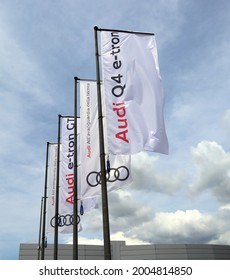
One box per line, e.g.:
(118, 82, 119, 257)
(0, 0, 230, 259)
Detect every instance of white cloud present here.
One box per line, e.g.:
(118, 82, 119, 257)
(131, 152, 185, 193)
(78, 237, 103, 246)
(210, 231, 230, 246)
(189, 141, 230, 204)
(127, 209, 217, 244)
(110, 231, 150, 245)
(80, 190, 154, 235)
(206, 205, 230, 245)
(155, 210, 213, 237)
(109, 190, 153, 232)
(76, 188, 229, 246)
(219, 204, 230, 211)
(66, 232, 149, 246)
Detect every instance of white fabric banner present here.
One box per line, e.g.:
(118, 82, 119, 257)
(46, 138, 98, 235)
(60, 117, 80, 217)
(100, 30, 169, 155)
(46, 141, 76, 234)
(80, 80, 132, 199)
(60, 117, 96, 233)
(46, 144, 58, 235)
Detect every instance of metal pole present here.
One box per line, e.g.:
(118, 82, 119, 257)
(94, 26, 111, 260)
(41, 141, 49, 260)
(38, 196, 44, 260)
(73, 77, 78, 260)
(54, 115, 61, 260)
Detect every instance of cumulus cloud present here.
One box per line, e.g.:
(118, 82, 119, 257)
(109, 190, 153, 232)
(189, 141, 230, 204)
(210, 231, 230, 245)
(208, 205, 230, 245)
(110, 231, 150, 245)
(126, 209, 218, 244)
(66, 232, 149, 246)
(60, 189, 230, 247)
(130, 152, 185, 193)
(73, 143, 230, 246)
(80, 190, 153, 235)
(78, 206, 230, 246)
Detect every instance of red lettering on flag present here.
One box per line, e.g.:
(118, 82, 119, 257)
(66, 173, 74, 204)
(113, 102, 129, 143)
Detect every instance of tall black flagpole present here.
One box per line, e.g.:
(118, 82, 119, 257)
(54, 115, 61, 260)
(38, 196, 44, 260)
(94, 26, 112, 260)
(73, 77, 78, 260)
(41, 141, 49, 260)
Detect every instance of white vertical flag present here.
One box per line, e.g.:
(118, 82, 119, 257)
(80, 80, 132, 199)
(100, 30, 169, 155)
(46, 137, 98, 235)
(58, 117, 98, 233)
(46, 144, 58, 235)
(60, 116, 80, 217)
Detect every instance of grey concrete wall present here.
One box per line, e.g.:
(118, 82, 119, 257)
(19, 241, 230, 260)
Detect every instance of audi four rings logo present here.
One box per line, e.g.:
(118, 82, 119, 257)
(50, 214, 80, 228)
(86, 166, 129, 187)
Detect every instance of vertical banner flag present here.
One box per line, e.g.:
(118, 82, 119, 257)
(80, 80, 132, 199)
(46, 143, 58, 234)
(60, 117, 98, 226)
(46, 141, 78, 234)
(100, 30, 169, 155)
(46, 121, 98, 235)
(60, 116, 81, 217)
